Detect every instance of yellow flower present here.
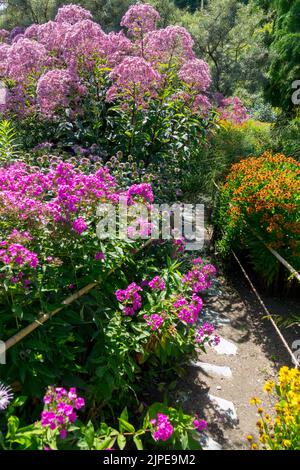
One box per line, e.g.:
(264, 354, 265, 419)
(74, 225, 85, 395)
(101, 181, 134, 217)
(257, 407, 264, 414)
(265, 414, 271, 422)
(246, 435, 253, 441)
(259, 434, 267, 444)
(283, 440, 291, 448)
(251, 443, 258, 450)
(250, 397, 261, 406)
(274, 416, 281, 426)
(263, 380, 275, 394)
(256, 419, 264, 429)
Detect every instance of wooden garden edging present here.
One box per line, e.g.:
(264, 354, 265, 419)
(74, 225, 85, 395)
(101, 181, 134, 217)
(5, 240, 152, 351)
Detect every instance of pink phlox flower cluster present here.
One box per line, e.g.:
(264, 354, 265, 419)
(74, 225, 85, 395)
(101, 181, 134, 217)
(72, 217, 88, 235)
(55, 4, 93, 24)
(148, 276, 165, 291)
(144, 26, 195, 64)
(172, 238, 185, 254)
(174, 294, 203, 324)
(107, 57, 161, 108)
(151, 413, 174, 441)
(0, 161, 118, 235)
(193, 417, 207, 432)
(127, 217, 153, 239)
(192, 94, 211, 114)
(195, 322, 220, 346)
(41, 386, 85, 439)
(182, 269, 209, 293)
(34, 21, 70, 54)
(182, 262, 217, 293)
(0, 242, 38, 268)
(143, 313, 164, 331)
(120, 3, 160, 38)
(192, 258, 203, 265)
(36, 68, 86, 117)
(94, 251, 105, 261)
(104, 32, 133, 67)
(126, 183, 154, 204)
(115, 282, 143, 316)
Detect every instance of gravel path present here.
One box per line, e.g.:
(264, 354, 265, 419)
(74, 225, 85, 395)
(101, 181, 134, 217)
(177, 267, 298, 450)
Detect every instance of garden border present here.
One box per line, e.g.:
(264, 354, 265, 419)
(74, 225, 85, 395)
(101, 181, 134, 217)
(4, 239, 152, 351)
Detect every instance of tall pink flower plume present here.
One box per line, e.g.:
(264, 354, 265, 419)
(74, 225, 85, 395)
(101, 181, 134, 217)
(217, 96, 249, 124)
(37, 69, 86, 117)
(5, 38, 47, 82)
(55, 4, 93, 24)
(179, 59, 211, 92)
(144, 26, 195, 64)
(121, 3, 160, 38)
(107, 56, 161, 108)
(62, 20, 106, 69)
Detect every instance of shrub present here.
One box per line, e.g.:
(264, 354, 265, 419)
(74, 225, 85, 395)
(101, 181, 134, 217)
(216, 152, 300, 285)
(248, 367, 300, 450)
(181, 119, 272, 201)
(1, 394, 204, 450)
(0, 3, 248, 184)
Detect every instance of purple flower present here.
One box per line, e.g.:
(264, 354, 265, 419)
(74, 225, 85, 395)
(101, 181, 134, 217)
(179, 59, 211, 92)
(107, 57, 161, 109)
(43, 395, 52, 405)
(72, 217, 88, 235)
(95, 251, 105, 261)
(193, 418, 207, 432)
(148, 276, 165, 291)
(55, 4, 93, 24)
(152, 413, 173, 442)
(60, 429, 67, 439)
(75, 397, 85, 410)
(115, 282, 143, 316)
(0, 382, 13, 410)
(144, 314, 164, 331)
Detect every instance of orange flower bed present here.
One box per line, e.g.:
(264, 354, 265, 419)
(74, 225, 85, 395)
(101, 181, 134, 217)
(217, 152, 300, 278)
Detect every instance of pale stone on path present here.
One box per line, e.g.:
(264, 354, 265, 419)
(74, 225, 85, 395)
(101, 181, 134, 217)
(213, 336, 237, 355)
(208, 394, 238, 425)
(199, 434, 222, 450)
(190, 361, 232, 378)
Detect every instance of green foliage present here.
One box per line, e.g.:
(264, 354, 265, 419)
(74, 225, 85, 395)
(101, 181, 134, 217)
(0, 0, 135, 31)
(181, 119, 272, 201)
(0, 401, 201, 450)
(271, 114, 300, 159)
(0, 120, 19, 164)
(180, 0, 270, 97)
(266, 0, 300, 115)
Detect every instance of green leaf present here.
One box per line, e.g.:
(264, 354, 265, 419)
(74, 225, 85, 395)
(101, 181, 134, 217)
(7, 416, 19, 437)
(117, 433, 126, 450)
(133, 435, 143, 450)
(118, 407, 128, 433)
(84, 421, 95, 449)
(180, 431, 188, 450)
(12, 396, 27, 408)
(118, 419, 135, 434)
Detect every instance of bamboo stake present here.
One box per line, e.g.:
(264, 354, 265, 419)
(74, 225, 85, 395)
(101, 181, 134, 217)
(5, 240, 152, 351)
